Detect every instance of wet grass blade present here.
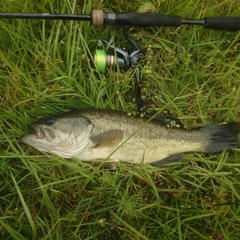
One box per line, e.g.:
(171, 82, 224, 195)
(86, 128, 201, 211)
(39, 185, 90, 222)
(10, 171, 37, 239)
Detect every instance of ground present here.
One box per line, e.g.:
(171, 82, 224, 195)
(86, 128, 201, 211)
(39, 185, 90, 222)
(0, 0, 240, 239)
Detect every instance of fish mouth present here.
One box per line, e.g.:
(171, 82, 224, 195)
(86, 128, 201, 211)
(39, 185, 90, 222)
(30, 123, 54, 141)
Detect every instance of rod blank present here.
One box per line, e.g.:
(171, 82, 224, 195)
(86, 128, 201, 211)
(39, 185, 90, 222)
(0, 12, 91, 21)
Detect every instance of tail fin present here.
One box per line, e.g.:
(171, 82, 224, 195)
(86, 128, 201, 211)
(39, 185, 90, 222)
(200, 122, 240, 153)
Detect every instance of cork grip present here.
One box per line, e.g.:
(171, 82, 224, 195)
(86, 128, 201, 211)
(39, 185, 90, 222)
(91, 10, 104, 26)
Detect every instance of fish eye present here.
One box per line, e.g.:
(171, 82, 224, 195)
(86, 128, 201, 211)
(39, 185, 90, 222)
(45, 118, 55, 126)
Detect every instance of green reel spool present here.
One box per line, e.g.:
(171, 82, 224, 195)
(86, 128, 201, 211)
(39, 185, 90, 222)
(93, 49, 116, 72)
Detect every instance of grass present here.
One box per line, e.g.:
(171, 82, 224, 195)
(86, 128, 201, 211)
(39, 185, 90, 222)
(0, 0, 240, 239)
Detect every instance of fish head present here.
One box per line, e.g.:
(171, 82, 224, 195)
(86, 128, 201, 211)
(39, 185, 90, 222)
(20, 111, 93, 158)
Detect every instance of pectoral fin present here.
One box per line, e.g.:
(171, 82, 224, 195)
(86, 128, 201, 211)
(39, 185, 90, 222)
(91, 129, 124, 148)
(151, 154, 183, 166)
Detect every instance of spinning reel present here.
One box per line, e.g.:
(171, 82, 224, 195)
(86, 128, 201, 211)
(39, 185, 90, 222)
(92, 27, 147, 112)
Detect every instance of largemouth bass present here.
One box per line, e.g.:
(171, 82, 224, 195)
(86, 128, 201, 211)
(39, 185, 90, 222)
(20, 109, 240, 165)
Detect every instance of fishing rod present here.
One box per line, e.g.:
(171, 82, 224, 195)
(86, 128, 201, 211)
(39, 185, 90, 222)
(2, 10, 240, 112)
(1, 10, 240, 31)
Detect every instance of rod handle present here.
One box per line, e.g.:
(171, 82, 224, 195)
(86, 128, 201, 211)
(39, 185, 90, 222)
(91, 10, 182, 27)
(91, 10, 104, 26)
(204, 17, 240, 31)
(112, 12, 181, 27)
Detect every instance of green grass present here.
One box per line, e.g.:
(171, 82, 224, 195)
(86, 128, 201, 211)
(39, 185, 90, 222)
(0, 0, 240, 239)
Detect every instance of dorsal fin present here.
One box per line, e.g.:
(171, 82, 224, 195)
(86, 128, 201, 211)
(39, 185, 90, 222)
(145, 113, 185, 129)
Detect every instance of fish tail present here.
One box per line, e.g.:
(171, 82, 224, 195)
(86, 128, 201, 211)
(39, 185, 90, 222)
(201, 122, 240, 152)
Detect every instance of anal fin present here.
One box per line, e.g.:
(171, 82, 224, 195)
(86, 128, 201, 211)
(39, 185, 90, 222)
(151, 154, 183, 166)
